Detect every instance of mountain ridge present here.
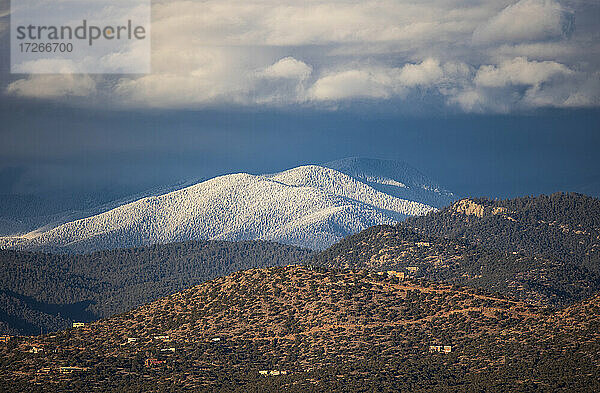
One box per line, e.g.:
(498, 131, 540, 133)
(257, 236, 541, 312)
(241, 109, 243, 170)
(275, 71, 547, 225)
(312, 224, 600, 307)
(311, 193, 600, 308)
(324, 157, 456, 208)
(405, 192, 600, 273)
(0, 159, 451, 253)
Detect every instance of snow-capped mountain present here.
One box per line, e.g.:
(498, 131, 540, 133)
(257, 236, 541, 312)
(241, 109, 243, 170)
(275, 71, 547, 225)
(0, 159, 455, 252)
(324, 157, 455, 208)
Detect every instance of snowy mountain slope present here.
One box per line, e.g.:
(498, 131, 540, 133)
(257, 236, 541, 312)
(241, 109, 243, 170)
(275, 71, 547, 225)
(267, 165, 432, 220)
(324, 157, 456, 208)
(0, 160, 451, 252)
(0, 178, 202, 237)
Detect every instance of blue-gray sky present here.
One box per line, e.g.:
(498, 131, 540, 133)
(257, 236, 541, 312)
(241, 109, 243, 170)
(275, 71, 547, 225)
(1, 98, 599, 200)
(0, 0, 599, 203)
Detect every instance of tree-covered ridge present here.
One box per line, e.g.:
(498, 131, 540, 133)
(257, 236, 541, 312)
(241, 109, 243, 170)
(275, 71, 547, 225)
(312, 225, 600, 307)
(405, 192, 600, 273)
(0, 266, 598, 392)
(0, 241, 313, 335)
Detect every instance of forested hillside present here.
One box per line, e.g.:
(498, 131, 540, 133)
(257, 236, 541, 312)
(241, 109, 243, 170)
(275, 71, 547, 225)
(312, 225, 600, 307)
(0, 241, 312, 335)
(0, 266, 598, 392)
(406, 193, 600, 273)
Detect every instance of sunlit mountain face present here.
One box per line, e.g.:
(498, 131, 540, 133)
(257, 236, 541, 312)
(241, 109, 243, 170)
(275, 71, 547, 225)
(0, 159, 453, 252)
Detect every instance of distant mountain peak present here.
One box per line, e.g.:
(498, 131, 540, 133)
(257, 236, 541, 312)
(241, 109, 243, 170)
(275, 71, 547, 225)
(0, 160, 455, 253)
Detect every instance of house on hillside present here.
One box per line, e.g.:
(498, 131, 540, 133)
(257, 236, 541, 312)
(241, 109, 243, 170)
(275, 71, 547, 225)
(386, 271, 405, 280)
(259, 370, 288, 376)
(429, 345, 452, 353)
(28, 346, 44, 354)
(72, 322, 85, 328)
(60, 366, 88, 374)
(145, 358, 166, 367)
(407, 266, 419, 274)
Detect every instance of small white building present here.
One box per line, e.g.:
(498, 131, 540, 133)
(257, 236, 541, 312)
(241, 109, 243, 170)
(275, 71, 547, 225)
(429, 345, 452, 353)
(60, 366, 87, 374)
(28, 347, 44, 354)
(386, 271, 405, 280)
(72, 322, 85, 328)
(259, 370, 288, 376)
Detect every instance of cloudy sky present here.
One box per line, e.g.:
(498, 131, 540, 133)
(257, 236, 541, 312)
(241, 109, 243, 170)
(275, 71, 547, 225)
(0, 0, 599, 202)
(1, 0, 599, 111)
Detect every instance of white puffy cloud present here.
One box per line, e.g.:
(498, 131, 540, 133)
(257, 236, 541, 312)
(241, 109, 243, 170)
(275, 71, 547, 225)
(113, 47, 254, 107)
(2, 0, 599, 113)
(397, 58, 444, 87)
(309, 69, 396, 101)
(6, 74, 96, 98)
(448, 57, 595, 112)
(473, 0, 574, 44)
(260, 57, 312, 80)
(474, 57, 573, 87)
(523, 72, 600, 108)
(309, 59, 455, 101)
(449, 88, 511, 113)
(253, 57, 313, 105)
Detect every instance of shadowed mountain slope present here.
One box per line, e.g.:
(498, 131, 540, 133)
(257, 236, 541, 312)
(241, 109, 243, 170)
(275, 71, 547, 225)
(0, 241, 312, 335)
